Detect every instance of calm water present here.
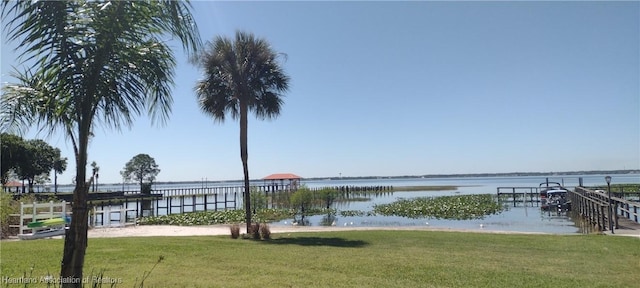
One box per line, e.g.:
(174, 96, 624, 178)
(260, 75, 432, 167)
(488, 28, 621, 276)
(84, 173, 639, 234)
(270, 174, 639, 234)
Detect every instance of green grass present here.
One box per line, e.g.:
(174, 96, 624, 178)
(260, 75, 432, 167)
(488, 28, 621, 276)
(1, 230, 638, 287)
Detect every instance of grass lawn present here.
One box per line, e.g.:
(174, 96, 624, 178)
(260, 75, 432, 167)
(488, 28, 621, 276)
(1, 230, 638, 287)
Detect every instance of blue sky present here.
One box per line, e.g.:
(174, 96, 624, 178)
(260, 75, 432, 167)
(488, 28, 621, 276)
(1, 1, 639, 184)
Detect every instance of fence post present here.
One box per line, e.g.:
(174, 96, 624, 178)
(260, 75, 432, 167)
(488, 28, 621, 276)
(20, 202, 25, 235)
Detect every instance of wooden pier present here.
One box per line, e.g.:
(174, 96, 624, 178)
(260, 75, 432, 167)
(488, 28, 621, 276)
(569, 187, 640, 235)
(31, 184, 392, 218)
(498, 185, 640, 236)
(496, 187, 542, 206)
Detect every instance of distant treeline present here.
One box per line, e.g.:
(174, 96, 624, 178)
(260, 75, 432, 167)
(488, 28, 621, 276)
(308, 170, 640, 181)
(150, 170, 639, 186)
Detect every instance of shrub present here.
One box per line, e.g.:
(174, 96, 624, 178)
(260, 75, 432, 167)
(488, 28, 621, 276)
(249, 223, 261, 239)
(230, 224, 240, 239)
(290, 186, 313, 216)
(319, 188, 339, 209)
(259, 223, 271, 240)
(0, 192, 17, 238)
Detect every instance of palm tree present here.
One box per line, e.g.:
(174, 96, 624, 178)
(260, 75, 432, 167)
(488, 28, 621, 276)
(53, 156, 68, 194)
(1, 1, 200, 285)
(193, 31, 290, 232)
(90, 161, 99, 192)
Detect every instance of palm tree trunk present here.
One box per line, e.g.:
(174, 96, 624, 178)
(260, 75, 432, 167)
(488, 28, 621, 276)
(240, 101, 251, 232)
(60, 123, 91, 287)
(54, 171, 58, 193)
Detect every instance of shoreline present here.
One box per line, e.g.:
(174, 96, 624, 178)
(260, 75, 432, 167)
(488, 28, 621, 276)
(3, 224, 638, 241)
(87, 224, 551, 238)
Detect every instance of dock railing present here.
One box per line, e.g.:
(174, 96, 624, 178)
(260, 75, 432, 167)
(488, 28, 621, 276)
(496, 187, 541, 206)
(570, 187, 640, 232)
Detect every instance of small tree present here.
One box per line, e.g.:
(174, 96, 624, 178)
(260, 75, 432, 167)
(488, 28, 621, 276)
(319, 188, 339, 209)
(121, 154, 160, 194)
(16, 139, 59, 192)
(1, 133, 26, 185)
(250, 187, 268, 211)
(290, 185, 314, 216)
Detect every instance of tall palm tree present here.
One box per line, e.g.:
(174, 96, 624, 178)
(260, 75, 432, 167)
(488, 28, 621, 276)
(53, 155, 67, 194)
(1, 1, 200, 285)
(193, 31, 290, 232)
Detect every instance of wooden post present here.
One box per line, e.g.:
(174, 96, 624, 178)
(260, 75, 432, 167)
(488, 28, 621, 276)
(599, 205, 605, 231)
(614, 202, 619, 229)
(625, 202, 630, 218)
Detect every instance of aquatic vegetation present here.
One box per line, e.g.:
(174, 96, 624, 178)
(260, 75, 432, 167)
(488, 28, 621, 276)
(255, 208, 296, 222)
(590, 184, 640, 193)
(139, 209, 296, 226)
(338, 210, 377, 217)
(138, 194, 506, 225)
(373, 194, 506, 220)
(138, 210, 245, 225)
(339, 210, 365, 217)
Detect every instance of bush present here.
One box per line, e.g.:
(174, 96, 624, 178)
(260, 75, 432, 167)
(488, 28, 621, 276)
(1, 192, 17, 238)
(319, 188, 339, 209)
(248, 223, 261, 239)
(290, 186, 313, 216)
(230, 224, 240, 239)
(259, 223, 271, 240)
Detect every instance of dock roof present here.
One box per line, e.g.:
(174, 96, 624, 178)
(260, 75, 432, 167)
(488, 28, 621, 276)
(262, 173, 302, 180)
(3, 181, 23, 187)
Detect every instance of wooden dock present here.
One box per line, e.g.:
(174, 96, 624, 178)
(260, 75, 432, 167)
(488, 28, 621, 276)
(24, 184, 391, 217)
(497, 185, 640, 236)
(496, 186, 542, 206)
(570, 186, 640, 236)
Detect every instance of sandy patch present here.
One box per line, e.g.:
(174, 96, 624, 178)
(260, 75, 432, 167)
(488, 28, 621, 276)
(86, 224, 549, 238)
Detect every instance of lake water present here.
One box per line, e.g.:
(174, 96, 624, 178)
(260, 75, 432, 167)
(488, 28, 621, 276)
(269, 173, 639, 234)
(83, 173, 639, 234)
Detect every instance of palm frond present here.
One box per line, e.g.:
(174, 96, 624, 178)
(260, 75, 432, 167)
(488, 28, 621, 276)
(193, 30, 290, 122)
(1, 0, 200, 134)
